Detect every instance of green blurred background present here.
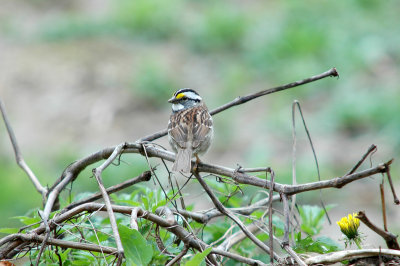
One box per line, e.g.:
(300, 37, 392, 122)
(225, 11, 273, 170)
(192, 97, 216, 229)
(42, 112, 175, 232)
(1, 0, 399, 248)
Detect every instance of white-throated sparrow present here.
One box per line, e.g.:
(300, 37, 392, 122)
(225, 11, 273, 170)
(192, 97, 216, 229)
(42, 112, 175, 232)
(167, 88, 213, 173)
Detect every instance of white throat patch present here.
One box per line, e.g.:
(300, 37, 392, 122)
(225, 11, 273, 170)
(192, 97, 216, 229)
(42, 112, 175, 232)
(172, 103, 184, 112)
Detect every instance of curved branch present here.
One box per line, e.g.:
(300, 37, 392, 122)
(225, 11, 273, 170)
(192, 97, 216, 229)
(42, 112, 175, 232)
(304, 249, 400, 265)
(0, 99, 47, 197)
(41, 142, 391, 219)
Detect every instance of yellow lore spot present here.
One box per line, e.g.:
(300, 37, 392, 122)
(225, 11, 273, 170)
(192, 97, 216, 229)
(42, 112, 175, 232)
(175, 93, 185, 99)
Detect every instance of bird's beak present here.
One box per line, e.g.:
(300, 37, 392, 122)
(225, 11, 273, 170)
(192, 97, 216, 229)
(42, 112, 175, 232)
(168, 96, 177, 103)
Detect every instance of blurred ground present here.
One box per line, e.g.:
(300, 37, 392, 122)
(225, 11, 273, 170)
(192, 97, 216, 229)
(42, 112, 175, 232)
(0, 0, 399, 251)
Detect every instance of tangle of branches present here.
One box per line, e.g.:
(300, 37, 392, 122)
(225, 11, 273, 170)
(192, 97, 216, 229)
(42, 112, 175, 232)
(1, 67, 399, 265)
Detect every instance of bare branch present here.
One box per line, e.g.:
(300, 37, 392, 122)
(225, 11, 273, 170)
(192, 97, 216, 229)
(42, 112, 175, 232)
(346, 144, 377, 175)
(211, 248, 268, 266)
(356, 211, 400, 250)
(0, 99, 47, 198)
(380, 183, 388, 232)
(165, 245, 188, 266)
(176, 194, 281, 224)
(385, 162, 400, 205)
(267, 168, 275, 264)
(92, 143, 127, 259)
(1, 233, 117, 255)
(218, 223, 260, 251)
(130, 208, 140, 230)
(139, 67, 339, 142)
(63, 171, 152, 211)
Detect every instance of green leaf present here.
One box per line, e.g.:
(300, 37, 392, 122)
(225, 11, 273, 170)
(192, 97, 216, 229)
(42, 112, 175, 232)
(294, 235, 340, 254)
(184, 247, 212, 266)
(119, 224, 153, 266)
(298, 205, 335, 236)
(12, 215, 41, 227)
(315, 236, 340, 253)
(0, 228, 19, 234)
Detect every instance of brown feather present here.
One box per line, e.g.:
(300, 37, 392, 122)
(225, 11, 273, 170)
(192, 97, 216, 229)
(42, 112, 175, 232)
(168, 100, 213, 173)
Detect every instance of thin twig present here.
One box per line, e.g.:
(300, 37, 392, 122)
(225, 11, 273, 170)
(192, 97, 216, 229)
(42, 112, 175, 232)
(0, 99, 47, 198)
(139, 68, 339, 142)
(63, 171, 151, 211)
(34, 231, 49, 266)
(176, 194, 281, 224)
(384, 162, 400, 205)
(380, 183, 388, 232)
(92, 143, 127, 260)
(292, 100, 331, 224)
(166, 245, 189, 266)
(217, 223, 260, 251)
(346, 144, 377, 175)
(237, 167, 271, 173)
(281, 193, 290, 246)
(267, 168, 275, 264)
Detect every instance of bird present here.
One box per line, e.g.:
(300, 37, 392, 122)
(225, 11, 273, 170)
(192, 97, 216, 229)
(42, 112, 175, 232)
(167, 88, 213, 173)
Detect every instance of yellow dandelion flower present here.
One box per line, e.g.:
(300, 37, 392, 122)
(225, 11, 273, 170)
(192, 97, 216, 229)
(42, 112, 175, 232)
(337, 213, 362, 249)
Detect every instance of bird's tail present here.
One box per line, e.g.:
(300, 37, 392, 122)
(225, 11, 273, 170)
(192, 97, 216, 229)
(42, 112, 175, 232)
(172, 148, 192, 173)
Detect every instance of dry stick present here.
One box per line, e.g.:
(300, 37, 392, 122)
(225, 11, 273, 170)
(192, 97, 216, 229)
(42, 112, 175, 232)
(267, 168, 275, 264)
(192, 171, 281, 261)
(139, 67, 339, 142)
(92, 142, 127, 264)
(130, 208, 140, 230)
(0, 99, 47, 199)
(63, 171, 152, 212)
(304, 248, 400, 265)
(165, 245, 189, 266)
(176, 194, 281, 224)
(291, 101, 298, 246)
(1, 233, 118, 255)
(380, 183, 388, 232)
(293, 100, 331, 225)
(218, 224, 260, 251)
(34, 229, 49, 266)
(346, 144, 377, 175)
(211, 249, 268, 266)
(237, 167, 271, 173)
(385, 163, 400, 205)
(281, 194, 290, 246)
(356, 211, 400, 250)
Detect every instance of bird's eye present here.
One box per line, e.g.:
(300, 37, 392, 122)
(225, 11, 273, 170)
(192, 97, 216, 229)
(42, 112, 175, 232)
(181, 97, 187, 100)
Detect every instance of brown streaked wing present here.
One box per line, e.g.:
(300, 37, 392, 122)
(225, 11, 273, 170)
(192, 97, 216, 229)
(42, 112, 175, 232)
(168, 111, 189, 149)
(192, 106, 212, 149)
